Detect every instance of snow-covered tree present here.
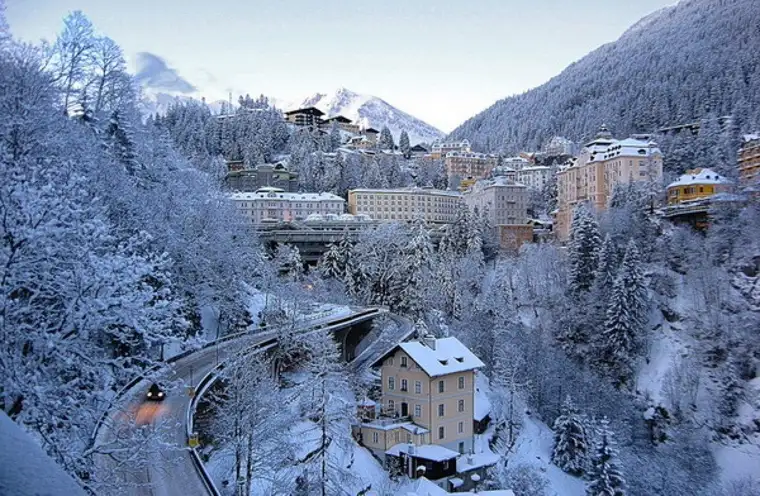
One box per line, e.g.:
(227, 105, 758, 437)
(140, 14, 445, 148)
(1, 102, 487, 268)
(552, 396, 590, 476)
(379, 125, 394, 150)
(587, 418, 626, 496)
(399, 130, 411, 158)
(329, 120, 341, 151)
(49, 10, 96, 113)
(396, 218, 434, 318)
(299, 330, 358, 496)
(275, 244, 303, 281)
(209, 354, 295, 496)
(568, 204, 602, 294)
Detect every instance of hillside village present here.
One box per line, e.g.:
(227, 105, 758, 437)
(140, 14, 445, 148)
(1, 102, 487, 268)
(3, 1, 760, 496)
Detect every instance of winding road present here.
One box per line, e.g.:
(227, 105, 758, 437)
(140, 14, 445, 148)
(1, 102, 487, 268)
(94, 307, 412, 496)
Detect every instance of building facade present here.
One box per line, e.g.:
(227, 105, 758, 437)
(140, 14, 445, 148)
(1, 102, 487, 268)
(463, 178, 529, 226)
(516, 166, 552, 191)
(430, 139, 471, 160)
(445, 152, 499, 182)
(321, 115, 360, 134)
(231, 187, 345, 224)
(347, 188, 463, 224)
(554, 126, 663, 241)
(544, 136, 575, 157)
(738, 134, 760, 186)
(666, 168, 732, 205)
(284, 107, 325, 127)
(359, 336, 484, 457)
(225, 163, 299, 192)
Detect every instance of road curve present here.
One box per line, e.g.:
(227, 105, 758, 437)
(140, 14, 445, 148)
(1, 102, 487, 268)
(94, 308, 392, 496)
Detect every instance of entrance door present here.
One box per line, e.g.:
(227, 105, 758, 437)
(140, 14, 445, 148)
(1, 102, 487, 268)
(401, 402, 409, 417)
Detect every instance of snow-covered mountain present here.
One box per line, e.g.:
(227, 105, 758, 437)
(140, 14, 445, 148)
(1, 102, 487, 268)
(291, 87, 444, 145)
(138, 87, 444, 146)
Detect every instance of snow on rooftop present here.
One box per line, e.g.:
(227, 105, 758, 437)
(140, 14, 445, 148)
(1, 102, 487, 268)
(230, 189, 345, 202)
(666, 168, 732, 189)
(362, 419, 428, 433)
(350, 187, 462, 197)
(474, 375, 492, 421)
(742, 133, 760, 142)
(386, 443, 459, 462)
(456, 450, 500, 473)
(399, 337, 484, 378)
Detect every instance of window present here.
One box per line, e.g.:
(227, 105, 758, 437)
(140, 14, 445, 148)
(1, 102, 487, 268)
(438, 404, 445, 417)
(388, 400, 395, 412)
(415, 381, 422, 394)
(372, 432, 379, 444)
(388, 377, 395, 390)
(414, 405, 421, 417)
(401, 379, 408, 392)
(387, 357, 394, 366)
(458, 376, 465, 390)
(458, 421, 464, 434)
(458, 399, 465, 413)
(401, 356, 408, 368)
(438, 380, 445, 393)
(438, 426, 445, 439)
(407, 433, 412, 443)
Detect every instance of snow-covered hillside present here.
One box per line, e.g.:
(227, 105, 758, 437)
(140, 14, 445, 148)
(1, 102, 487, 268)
(294, 87, 444, 145)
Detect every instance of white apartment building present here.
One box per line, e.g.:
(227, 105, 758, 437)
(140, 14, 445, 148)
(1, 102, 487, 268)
(516, 166, 552, 190)
(544, 136, 575, 157)
(463, 177, 529, 226)
(347, 188, 463, 224)
(231, 187, 345, 224)
(502, 157, 531, 171)
(430, 139, 471, 159)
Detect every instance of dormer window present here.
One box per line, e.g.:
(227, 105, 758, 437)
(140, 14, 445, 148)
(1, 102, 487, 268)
(439, 359, 448, 366)
(454, 356, 464, 363)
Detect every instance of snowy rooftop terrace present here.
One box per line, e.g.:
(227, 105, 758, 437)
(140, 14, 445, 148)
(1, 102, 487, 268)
(399, 336, 485, 378)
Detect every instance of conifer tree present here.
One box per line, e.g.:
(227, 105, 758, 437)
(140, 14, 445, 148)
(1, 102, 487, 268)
(568, 204, 602, 294)
(594, 234, 618, 296)
(399, 130, 411, 158)
(586, 418, 626, 496)
(552, 396, 590, 476)
(599, 240, 648, 382)
(329, 120, 341, 151)
(397, 218, 433, 318)
(379, 125, 394, 150)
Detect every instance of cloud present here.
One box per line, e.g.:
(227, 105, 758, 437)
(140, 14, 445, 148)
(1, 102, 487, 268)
(133, 52, 196, 94)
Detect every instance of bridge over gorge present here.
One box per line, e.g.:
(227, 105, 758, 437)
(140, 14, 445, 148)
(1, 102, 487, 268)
(93, 306, 414, 496)
(252, 220, 446, 262)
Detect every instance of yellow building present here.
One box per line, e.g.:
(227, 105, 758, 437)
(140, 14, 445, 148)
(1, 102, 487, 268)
(555, 126, 663, 241)
(347, 188, 463, 224)
(358, 336, 484, 460)
(738, 134, 760, 186)
(666, 168, 732, 205)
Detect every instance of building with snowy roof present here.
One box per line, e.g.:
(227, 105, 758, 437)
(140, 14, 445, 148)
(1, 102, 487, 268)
(554, 125, 664, 241)
(444, 151, 499, 183)
(666, 168, 733, 205)
(357, 335, 485, 471)
(347, 188, 463, 224)
(230, 187, 345, 224)
(430, 139, 471, 159)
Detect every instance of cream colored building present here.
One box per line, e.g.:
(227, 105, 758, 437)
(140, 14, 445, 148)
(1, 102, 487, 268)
(359, 336, 485, 457)
(347, 188, 463, 224)
(555, 126, 663, 241)
(430, 139, 471, 159)
(445, 151, 499, 182)
(464, 177, 529, 226)
(230, 187, 345, 224)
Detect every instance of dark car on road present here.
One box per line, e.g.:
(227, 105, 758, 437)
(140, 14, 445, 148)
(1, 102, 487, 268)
(145, 383, 165, 402)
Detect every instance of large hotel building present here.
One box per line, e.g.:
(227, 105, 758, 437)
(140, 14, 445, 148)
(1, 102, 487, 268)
(554, 125, 663, 241)
(231, 187, 345, 224)
(347, 188, 463, 224)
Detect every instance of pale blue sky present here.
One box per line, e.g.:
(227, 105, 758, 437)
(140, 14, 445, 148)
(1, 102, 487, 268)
(7, 0, 676, 131)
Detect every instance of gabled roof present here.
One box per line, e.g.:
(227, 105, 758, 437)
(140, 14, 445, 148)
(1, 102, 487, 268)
(667, 168, 732, 189)
(284, 107, 325, 116)
(364, 127, 380, 134)
(397, 337, 484, 378)
(386, 443, 459, 462)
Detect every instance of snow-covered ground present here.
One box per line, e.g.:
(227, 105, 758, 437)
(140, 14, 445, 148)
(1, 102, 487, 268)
(507, 416, 586, 496)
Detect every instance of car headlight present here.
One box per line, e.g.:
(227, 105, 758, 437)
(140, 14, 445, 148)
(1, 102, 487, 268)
(157, 392, 164, 398)
(147, 391, 153, 397)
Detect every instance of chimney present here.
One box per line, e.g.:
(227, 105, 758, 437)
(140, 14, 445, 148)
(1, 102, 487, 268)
(422, 334, 436, 350)
(408, 442, 415, 455)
